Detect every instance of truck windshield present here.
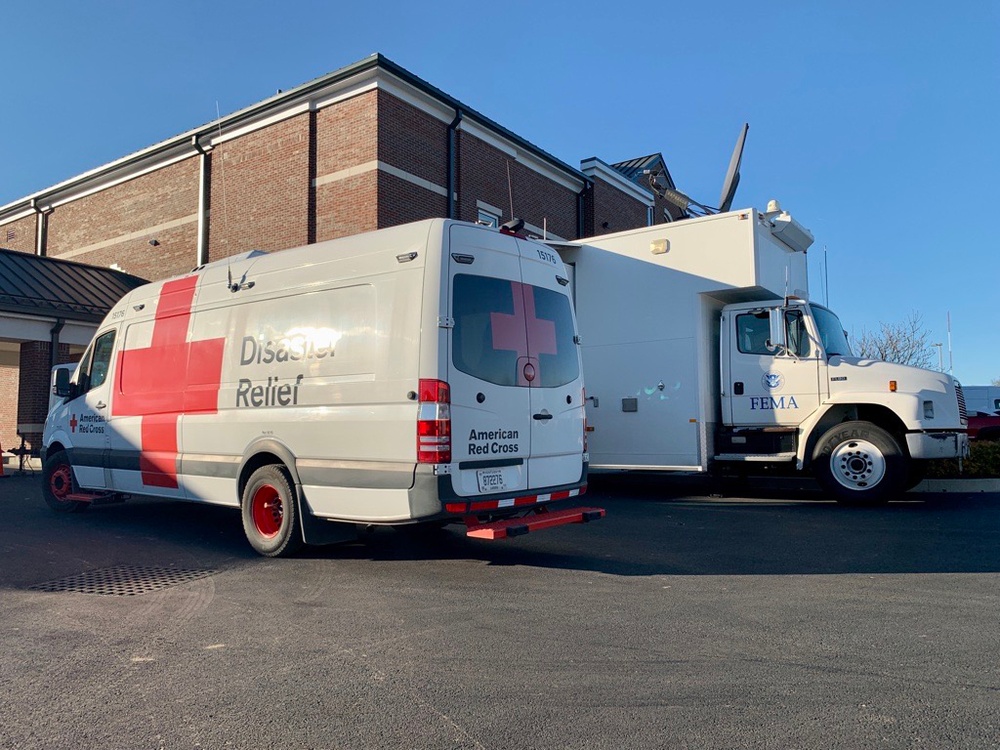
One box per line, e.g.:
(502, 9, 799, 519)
(810, 304, 853, 357)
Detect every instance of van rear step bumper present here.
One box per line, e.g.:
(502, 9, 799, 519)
(464, 506, 605, 540)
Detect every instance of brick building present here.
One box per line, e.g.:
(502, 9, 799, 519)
(0, 53, 681, 457)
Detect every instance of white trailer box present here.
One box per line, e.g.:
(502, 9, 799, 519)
(44, 219, 598, 555)
(555, 207, 968, 503)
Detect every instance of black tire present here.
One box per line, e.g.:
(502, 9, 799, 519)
(241, 465, 304, 557)
(42, 450, 89, 513)
(813, 420, 906, 505)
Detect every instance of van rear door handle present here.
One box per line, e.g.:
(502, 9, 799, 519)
(533, 413, 553, 421)
(96, 401, 107, 409)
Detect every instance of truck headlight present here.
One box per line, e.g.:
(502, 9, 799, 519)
(923, 400, 934, 419)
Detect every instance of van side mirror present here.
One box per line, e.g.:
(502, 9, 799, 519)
(54, 367, 73, 398)
(767, 308, 787, 352)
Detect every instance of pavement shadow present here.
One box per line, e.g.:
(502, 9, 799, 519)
(4, 474, 1000, 580)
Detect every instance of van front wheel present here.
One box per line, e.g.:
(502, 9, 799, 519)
(813, 421, 905, 505)
(241, 465, 304, 557)
(42, 450, 88, 513)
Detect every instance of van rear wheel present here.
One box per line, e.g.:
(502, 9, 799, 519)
(813, 420, 905, 505)
(241, 465, 304, 557)
(42, 450, 88, 513)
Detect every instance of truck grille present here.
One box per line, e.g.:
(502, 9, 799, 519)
(956, 383, 968, 421)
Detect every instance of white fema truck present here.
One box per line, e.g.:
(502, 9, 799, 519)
(43, 219, 599, 556)
(552, 204, 968, 504)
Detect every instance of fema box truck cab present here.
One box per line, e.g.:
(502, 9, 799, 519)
(43, 219, 598, 556)
(553, 205, 968, 504)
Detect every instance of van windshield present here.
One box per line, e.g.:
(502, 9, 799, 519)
(452, 274, 579, 388)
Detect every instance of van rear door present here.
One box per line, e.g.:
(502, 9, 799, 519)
(515, 239, 585, 488)
(446, 224, 584, 498)
(447, 225, 533, 498)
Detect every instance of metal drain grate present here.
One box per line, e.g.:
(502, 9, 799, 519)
(28, 565, 216, 596)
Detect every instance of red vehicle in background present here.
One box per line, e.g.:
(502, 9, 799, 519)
(967, 411, 1000, 441)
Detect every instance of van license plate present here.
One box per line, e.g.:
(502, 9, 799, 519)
(476, 469, 506, 493)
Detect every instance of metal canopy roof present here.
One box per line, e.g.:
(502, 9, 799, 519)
(0, 249, 148, 324)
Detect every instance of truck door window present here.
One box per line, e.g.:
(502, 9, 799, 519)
(784, 310, 811, 357)
(737, 310, 810, 357)
(736, 312, 771, 355)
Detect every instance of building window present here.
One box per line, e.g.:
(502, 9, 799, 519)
(477, 208, 500, 227)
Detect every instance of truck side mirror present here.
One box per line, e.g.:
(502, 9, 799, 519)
(767, 308, 787, 352)
(54, 367, 73, 398)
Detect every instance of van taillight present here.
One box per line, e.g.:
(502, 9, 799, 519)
(417, 379, 451, 464)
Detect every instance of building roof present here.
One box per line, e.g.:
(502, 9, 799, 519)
(0, 249, 148, 324)
(611, 153, 678, 191)
(0, 53, 591, 221)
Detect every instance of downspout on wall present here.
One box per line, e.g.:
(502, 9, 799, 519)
(192, 136, 212, 267)
(446, 108, 463, 220)
(31, 199, 52, 257)
(577, 179, 592, 239)
(49, 319, 64, 370)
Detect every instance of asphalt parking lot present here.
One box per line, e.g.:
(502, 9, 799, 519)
(2, 471, 999, 749)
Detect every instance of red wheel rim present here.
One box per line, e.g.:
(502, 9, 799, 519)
(251, 484, 284, 538)
(49, 465, 73, 501)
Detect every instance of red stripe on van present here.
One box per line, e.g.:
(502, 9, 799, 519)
(115, 276, 226, 488)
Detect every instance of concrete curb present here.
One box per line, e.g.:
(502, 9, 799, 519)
(912, 478, 1000, 493)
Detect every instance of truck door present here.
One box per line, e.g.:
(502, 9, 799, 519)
(724, 306, 822, 426)
(447, 225, 534, 498)
(65, 329, 117, 489)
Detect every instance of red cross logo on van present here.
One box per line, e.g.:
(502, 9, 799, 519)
(491, 281, 557, 386)
(115, 276, 226, 488)
(69, 414, 78, 433)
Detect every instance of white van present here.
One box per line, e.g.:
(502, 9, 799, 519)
(42, 219, 596, 556)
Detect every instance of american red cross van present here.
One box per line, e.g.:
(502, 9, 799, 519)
(42, 219, 599, 556)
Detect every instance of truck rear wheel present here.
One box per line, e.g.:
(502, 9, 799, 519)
(813, 421, 905, 505)
(241, 465, 304, 557)
(42, 450, 88, 513)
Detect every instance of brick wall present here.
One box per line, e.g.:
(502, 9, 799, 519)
(16, 341, 73, 454)
(207, 113, 311, 259)
(457, 132, 579, 240)
(587, 177, 649, 237)
(0, 214, 38, 254)
(0, 364, 19, 456)
(314, 91, 379, 242)
(47, 158, 200, 279)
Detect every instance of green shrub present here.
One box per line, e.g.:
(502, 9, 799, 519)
(925, 439, 1000, 478)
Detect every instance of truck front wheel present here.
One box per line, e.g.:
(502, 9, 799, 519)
(813, 421, 906, 505)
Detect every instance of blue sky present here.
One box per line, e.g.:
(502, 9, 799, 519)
(4, 1, 999, 384)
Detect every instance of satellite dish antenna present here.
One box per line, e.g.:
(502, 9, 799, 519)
(718, 122, 749, 213)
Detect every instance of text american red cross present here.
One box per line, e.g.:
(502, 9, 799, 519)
(115, 276, 226, 488)
(490, 281, 557, 385)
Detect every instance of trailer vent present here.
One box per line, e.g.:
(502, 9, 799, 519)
(28, 565, 216, 596)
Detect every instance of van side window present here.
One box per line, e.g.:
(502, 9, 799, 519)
(78, 330, 116, 393)
(452, 275, 579, 388)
